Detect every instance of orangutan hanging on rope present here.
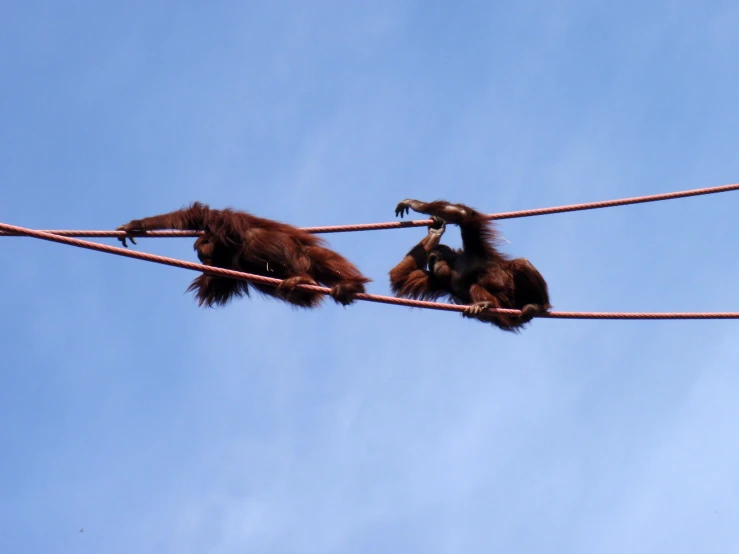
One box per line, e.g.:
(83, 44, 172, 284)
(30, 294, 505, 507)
(389, 199, 550, 332)
(117, 202, 370, 309)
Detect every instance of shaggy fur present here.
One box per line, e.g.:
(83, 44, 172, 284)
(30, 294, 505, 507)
(118, 202, 370, 308)
(389, 199, 550, 332)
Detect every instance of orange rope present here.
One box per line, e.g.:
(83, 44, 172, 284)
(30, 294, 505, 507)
(2, 182, 737, 238)
(2, 221, 737, 320)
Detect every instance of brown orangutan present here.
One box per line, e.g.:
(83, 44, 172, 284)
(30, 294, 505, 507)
(117, 202, 370, 308)
(389, 199, 550, 332)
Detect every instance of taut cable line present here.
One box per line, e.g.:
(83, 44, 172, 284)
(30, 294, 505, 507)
(1, 182, 738, 239)
(1, 221, 738, 320)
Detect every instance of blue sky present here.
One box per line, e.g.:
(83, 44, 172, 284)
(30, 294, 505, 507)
(2, 1, 739, 552)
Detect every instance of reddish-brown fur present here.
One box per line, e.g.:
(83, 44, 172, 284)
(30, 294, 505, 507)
(389, 199, 551, 332)
(117, 202, 370, 308)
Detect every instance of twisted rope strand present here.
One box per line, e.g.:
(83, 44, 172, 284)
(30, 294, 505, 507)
(2, 182, 737, 238)
(2, 221, 738, 320)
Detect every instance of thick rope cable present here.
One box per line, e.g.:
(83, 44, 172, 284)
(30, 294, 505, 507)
(2, 182, 738, 239)
(2, 221, 738, 320)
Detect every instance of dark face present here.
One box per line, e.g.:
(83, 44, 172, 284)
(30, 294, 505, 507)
(194, 234, 231, 267)
(427, 245, 456, 281)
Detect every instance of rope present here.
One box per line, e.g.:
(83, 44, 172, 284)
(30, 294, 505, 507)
(2, 182, 737, 238)
(2, 221, 738, 320)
